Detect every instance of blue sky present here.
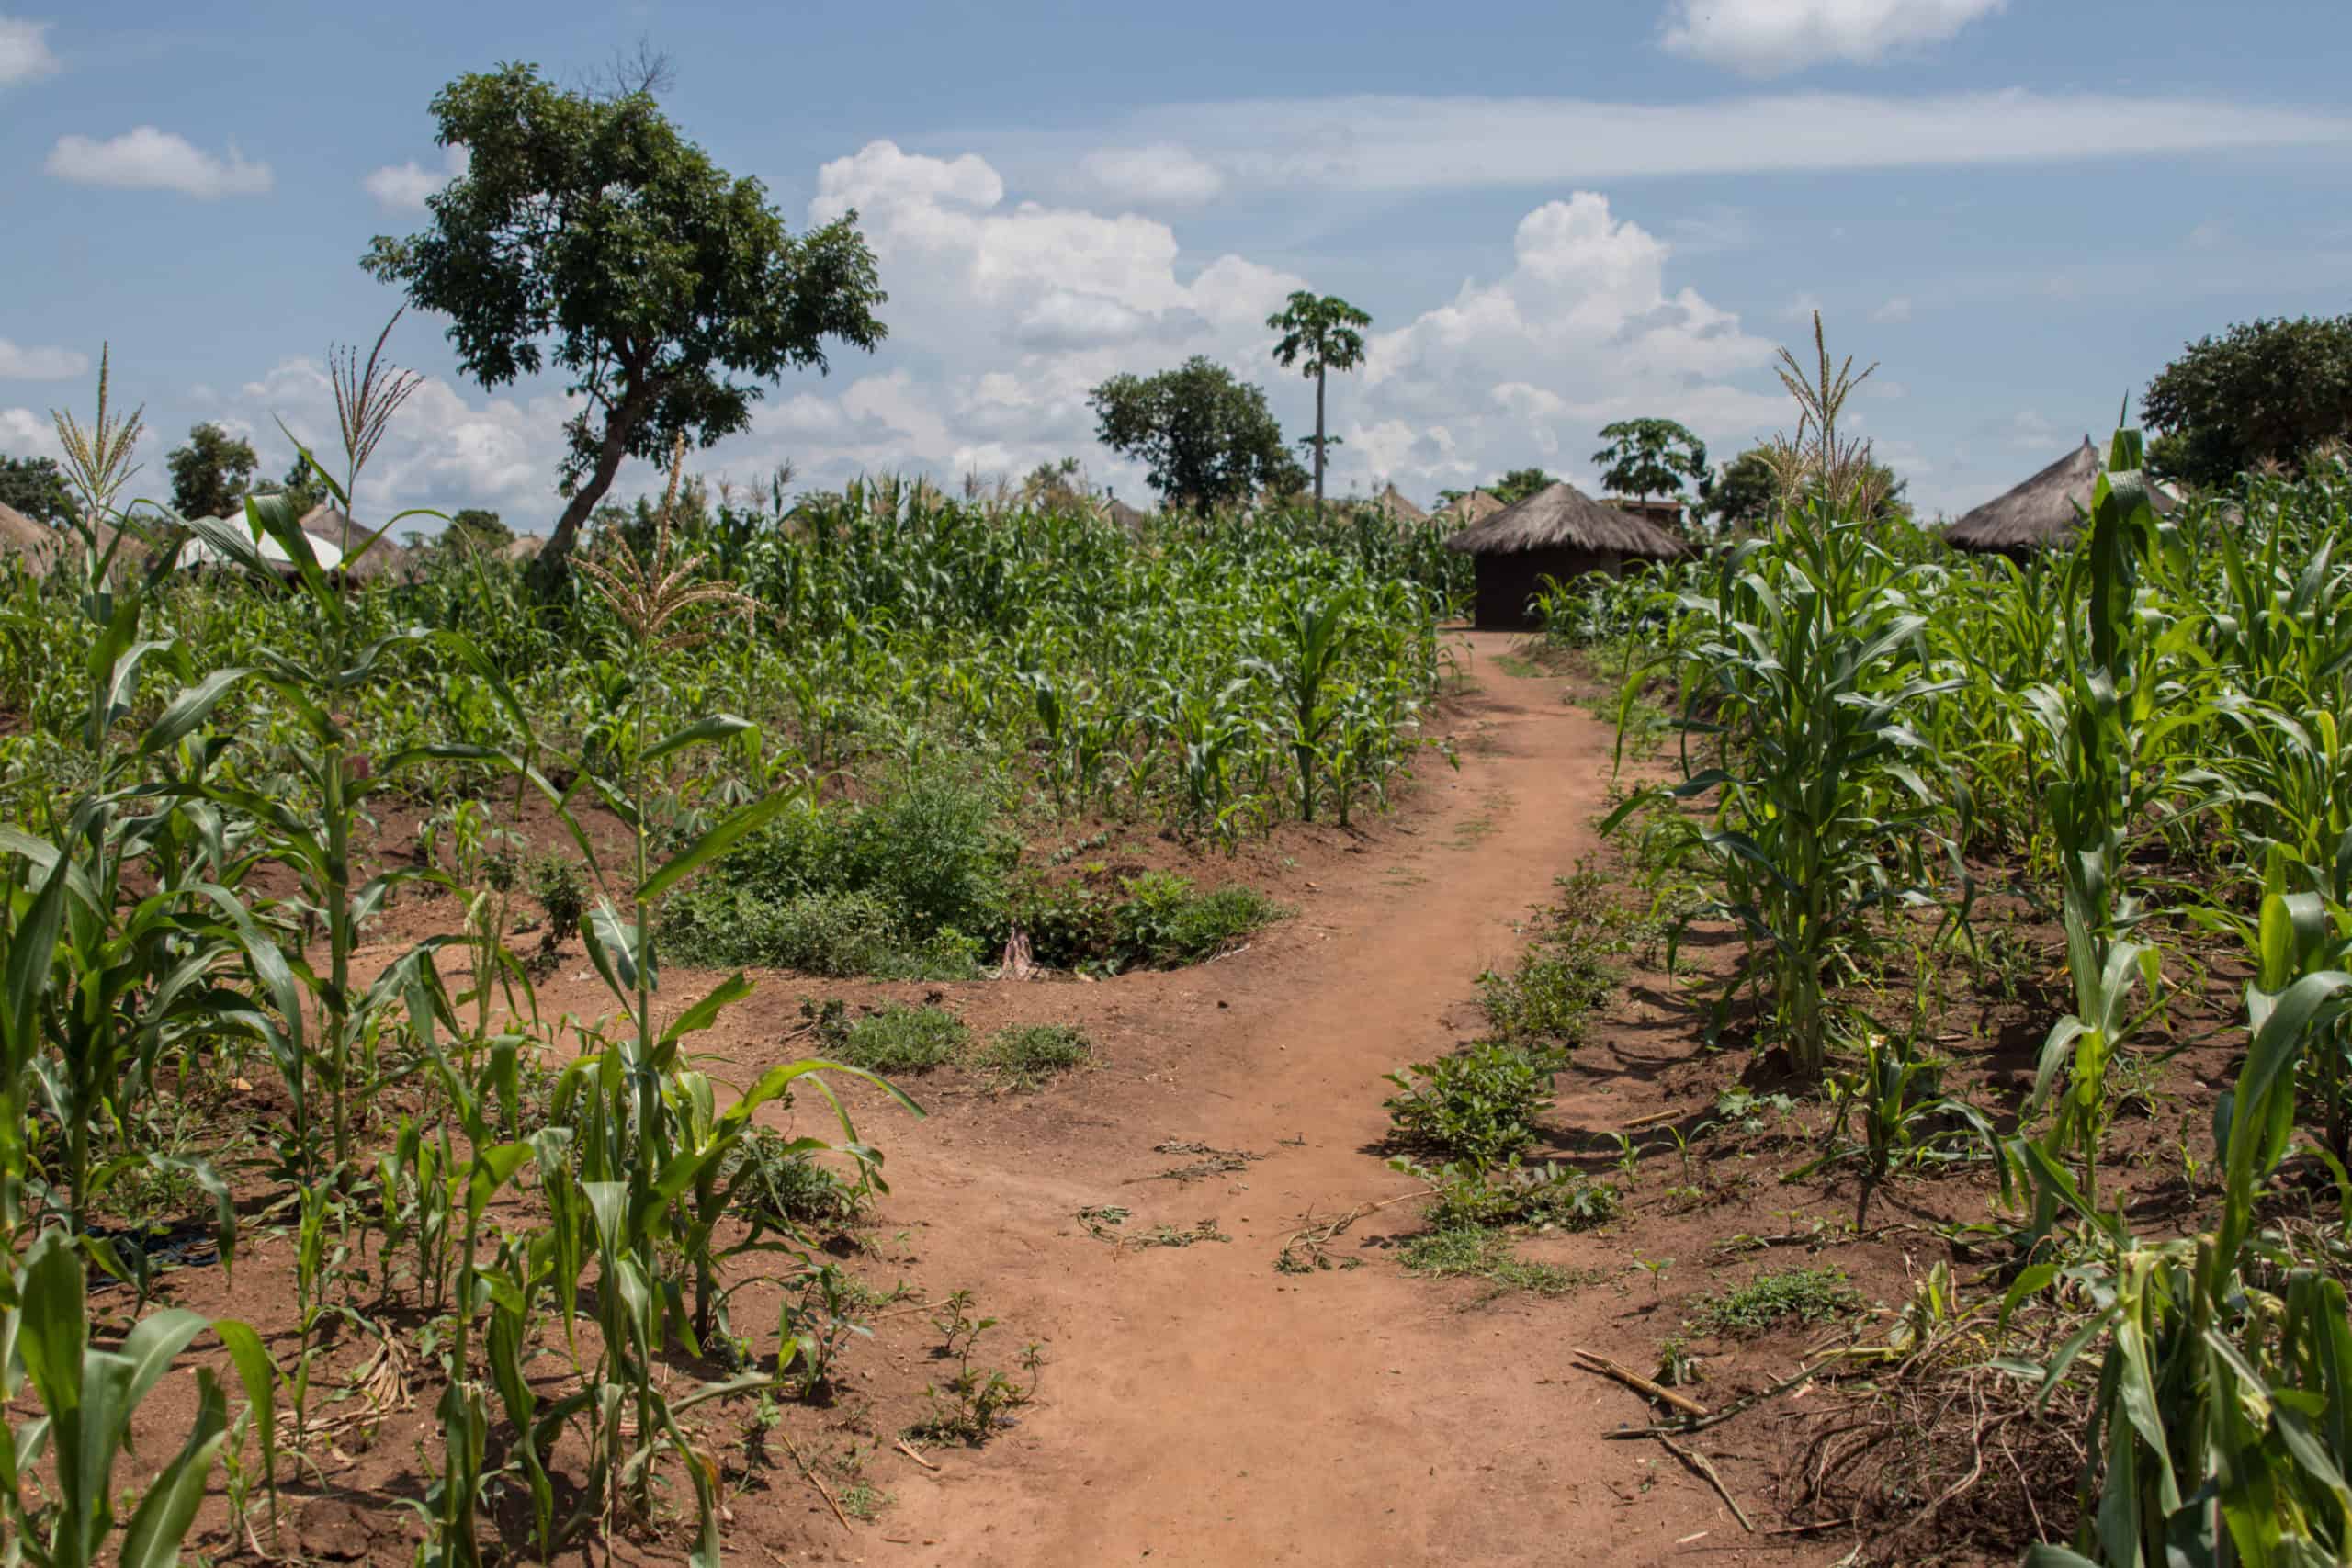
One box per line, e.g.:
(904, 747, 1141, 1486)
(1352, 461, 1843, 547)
(4, 0, 2349, 526)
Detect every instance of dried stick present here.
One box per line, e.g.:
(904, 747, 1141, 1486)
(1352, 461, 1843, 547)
(1571, 1349, 1709, 1418)
(895, 1437, 940, 1471)
(1655, 1434, 1754, 1534)
(776, 1427, 851, 1531)
(1603, 1358, 1833, 1438)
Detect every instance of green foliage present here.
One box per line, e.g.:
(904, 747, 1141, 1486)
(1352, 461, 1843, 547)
(442, 508, 513, 554)
(1477, 932, 1614, 1045)
(1089, 356, 1306, 514)
(165, 422, 258, 522)
(1015, 871, 1278, 973)
(1705, 447, 1781, 532)
(1412, 1156, 1621, 1232)
(721, 1128, 866, 1231)
(1687, 1266, 1864, 1337)
(810, 1000, 971, 1075)
(363, 61, 888, 574)
(1489, 468, 1556, 505)
(527, 852, 588, 946)
(977, 1024, 1092, 1090)
(1591, 417, 1709, 506)
(1266, 290, 1372, 510)
(0, 455, 73, 525)
(2143, 312, 2352, 488)
(1383, 1041, 1566, 1168)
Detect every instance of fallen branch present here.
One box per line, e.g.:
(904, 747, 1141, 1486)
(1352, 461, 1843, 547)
(1604, 1358, 1835, 1438)
(895, 1438, 940, 1472)
(1570, 1349, 1709, 1419)
(776, 1427, 851, 1532)
(1655, 1434, 1754, 1534)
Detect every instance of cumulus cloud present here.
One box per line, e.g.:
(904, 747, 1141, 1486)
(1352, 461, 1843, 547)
(0, 15, 57, 85)
(46, 126, 273, 197)
(1871, 295, 1914, 323)
(1661, 0, 2007, 76)
(770, 144, 1788, 503)
(1077, 143, 1225, 205)
(364, 145, 469, 212)
(0, 339, 88, 380)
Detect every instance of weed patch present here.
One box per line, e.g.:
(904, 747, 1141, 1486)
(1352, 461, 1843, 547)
(1399, 1226, 1600, 1298)
(977, 1024, 1092, 1090)
(1687, 1266, 1865, 1338)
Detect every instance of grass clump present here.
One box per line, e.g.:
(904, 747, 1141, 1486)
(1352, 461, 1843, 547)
(1383, 1040, 1565, 1167)
(1400, 1226, 1598, 1298)
(977, 1024, 1092, 1090)
(1687, 1265, 1865, 1338)
(806, 998, 970, 1074)
(723, 1128, 867, 1230)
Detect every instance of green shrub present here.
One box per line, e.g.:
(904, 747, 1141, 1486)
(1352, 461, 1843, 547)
(1478, 945, 1611, 1043)
(664, 764, 1015, 976)
(1408, 1156, 1620, 1231)
(528, 852, 589, 945)
(723, 1128, 866, 1230)
(1383, 1041, 1565, 1167)
(977, 1024, 1092, 1090)
(1015, 870, 1279, 972)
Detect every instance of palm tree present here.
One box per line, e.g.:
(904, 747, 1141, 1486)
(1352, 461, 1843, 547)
(1267, 291, 1372, 518)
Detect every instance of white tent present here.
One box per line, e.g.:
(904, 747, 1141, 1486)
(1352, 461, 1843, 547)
(176, 515, 346, 574)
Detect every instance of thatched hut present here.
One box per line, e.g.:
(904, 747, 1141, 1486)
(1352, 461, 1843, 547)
(504, 535, 546, 564)
(1437, 489, 1504, 527)
(1945, 438, 2178, 560)
(0, 502, 67, 573)
(1103, 498, 1149, 536)
(1366, 483, 1430, 531)
(1443, 480, 1688, 630)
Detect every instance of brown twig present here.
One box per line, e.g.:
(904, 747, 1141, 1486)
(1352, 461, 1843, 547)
(1571, 1349, 1709, 1418)
(895, 1437, 940, 1471)
(775, 1427, 850, 1531)
(1604, 1358, 1835, 1438)
(1654, 1434, 1754, 1533)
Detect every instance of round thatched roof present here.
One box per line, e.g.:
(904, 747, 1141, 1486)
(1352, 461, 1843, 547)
(1103, 498, 1150, 535)
(300, 505, 416, 581)
(1945, 438, 2179, 555)
(1437, 489, 1504, 526)
(1442, 481, 1689, 560)
(504, 535, 546, 562)
(0, 501, 66, 570)
(1372, 483, 1429, 525)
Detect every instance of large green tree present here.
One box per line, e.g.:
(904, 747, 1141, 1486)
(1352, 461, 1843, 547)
(1488, 468, 1557, 505)
(1591, 418, 1709, 507)
(364, 62, 888, 581)
(1089, 357, 1305, 515)
(2141, 314, 2352, 489)
(1706, 444, 1909, 532)
(1266, 290, 1371, 518)
(166, 423, 259, 521)
(443, 507, 514, 554)
(0, 455, 73, 524)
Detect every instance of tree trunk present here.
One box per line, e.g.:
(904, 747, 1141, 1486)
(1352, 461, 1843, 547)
(1313, 368, 1327, 519)
(526, 386, 650, 594)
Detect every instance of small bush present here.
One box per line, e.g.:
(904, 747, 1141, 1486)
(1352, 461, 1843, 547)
(724, 1129, 865, 1230)
(1409, 1157, 1620, 1232)
(1015, 870, 1279, 972)
(1383, 1041, 1565, 1168)
(1687, 1266, 1865, 1338)
(977, 1024, 1092, 1090)
(816, 1001, 970, 1075)
(529, 852, 589, 945)
(664, 764, 1015, 976)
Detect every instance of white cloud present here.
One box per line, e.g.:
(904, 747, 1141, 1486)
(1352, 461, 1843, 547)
(0, 339, 87, 380)
(0, 15, 57, 85)
(1077, 143, 1225, 205)
(785, 144, 1788, 504)
(46, 126, 273, 197)
(1661, 0, 2006, 76)
(364, 145, 469, 212)
(0, 407, 60, 460)
(1871, 295, 1913, 323)
(1063, 90, 2352, 193)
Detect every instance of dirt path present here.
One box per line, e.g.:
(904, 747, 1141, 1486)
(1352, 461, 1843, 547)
(822, 635, 1795, 1567)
